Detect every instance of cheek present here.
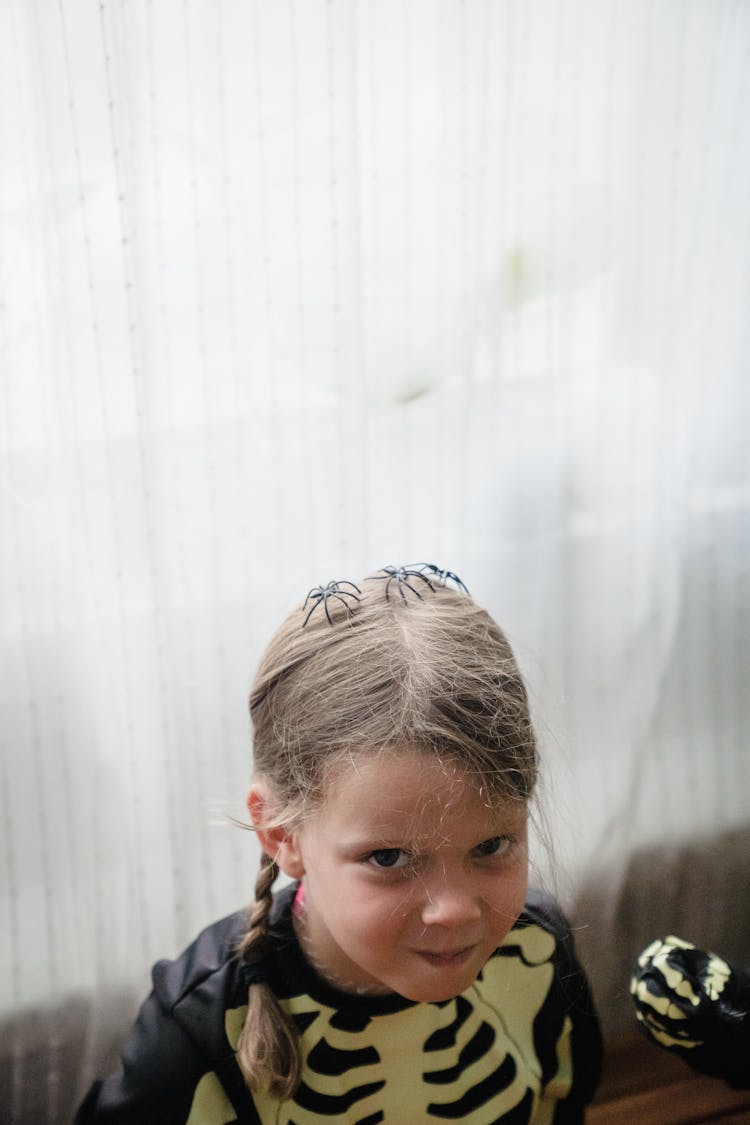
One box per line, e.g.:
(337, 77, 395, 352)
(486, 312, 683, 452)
(342, 879, 417, 933)
(487, 864, 528, 921)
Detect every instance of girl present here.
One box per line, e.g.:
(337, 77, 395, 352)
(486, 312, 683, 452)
(76, 565, 602, 1123)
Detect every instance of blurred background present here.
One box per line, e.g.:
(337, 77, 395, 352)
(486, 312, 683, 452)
(1, 1, 749, 1120)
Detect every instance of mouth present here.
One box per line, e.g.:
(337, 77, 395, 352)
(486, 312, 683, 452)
(414, 946, 475, 969)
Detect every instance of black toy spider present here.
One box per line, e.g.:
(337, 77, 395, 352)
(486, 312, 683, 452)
(302, 580, 362, 626)
(371, 565, 437, 603)
(405, 562, 470, 595)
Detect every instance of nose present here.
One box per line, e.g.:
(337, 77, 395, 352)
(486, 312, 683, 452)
(419, 872, 482, 929)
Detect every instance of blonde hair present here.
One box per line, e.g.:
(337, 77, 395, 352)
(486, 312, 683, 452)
(236, 571, 537, 1097)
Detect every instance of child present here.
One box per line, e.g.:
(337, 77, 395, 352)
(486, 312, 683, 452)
(75, 565, 602, 1124)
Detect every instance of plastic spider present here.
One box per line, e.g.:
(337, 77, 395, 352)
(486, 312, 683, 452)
(406, 563, 470, 595)
(370, 565, 436, 603)
(302, 580, 362, 626)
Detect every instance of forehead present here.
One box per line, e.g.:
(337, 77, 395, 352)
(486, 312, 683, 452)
(316, 747, 525, 839)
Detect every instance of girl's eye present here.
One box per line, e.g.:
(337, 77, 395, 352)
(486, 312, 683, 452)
(473, 836, 510, 858)
(367, 848, 410, 870)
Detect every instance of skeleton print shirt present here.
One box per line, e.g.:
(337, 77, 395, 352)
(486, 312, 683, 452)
(75, 885, 602, 1124)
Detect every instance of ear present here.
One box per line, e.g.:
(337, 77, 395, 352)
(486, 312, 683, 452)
(246, 782, 306, 879)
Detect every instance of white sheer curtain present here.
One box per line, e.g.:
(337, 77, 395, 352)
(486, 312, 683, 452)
(1, 2, 749, 1120)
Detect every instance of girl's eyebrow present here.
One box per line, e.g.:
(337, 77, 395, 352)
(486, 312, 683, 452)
(338, 834, 410, 851)
(334, 831, 426, 857)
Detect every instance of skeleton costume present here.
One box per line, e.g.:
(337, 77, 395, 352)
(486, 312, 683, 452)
(75, 885, 602, 1124)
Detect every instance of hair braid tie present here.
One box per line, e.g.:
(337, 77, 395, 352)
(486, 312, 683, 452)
(239, 961, 271, 988)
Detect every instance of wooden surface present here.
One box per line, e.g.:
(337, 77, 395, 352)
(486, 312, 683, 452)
(588, 1032, 750, 1124)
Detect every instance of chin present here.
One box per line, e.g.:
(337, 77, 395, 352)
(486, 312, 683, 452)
(396, 975, 475, 1004)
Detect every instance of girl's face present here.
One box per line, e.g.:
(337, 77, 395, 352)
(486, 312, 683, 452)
(253, 748, 529, 1002)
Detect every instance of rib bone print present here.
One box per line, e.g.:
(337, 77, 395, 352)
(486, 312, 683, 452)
(220, 923, 571, 1124)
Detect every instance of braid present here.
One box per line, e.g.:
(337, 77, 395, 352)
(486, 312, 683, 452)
(238, 850, 278, 961)
(236, 852, 301, 1098)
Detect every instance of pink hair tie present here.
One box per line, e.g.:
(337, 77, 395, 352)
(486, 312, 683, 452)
(293, 882, 306, 917)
